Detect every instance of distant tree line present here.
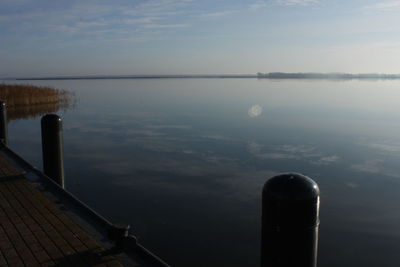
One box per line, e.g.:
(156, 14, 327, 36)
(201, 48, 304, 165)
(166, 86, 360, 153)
(257, 72, 400, 79)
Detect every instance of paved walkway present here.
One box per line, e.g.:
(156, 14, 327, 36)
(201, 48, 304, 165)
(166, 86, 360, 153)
(0, 154, 123, 266)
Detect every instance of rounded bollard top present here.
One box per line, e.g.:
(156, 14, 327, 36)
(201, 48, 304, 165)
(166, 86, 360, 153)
(41, 114, 62, 131)
(0, 101, 5, 107)
(263, 173, 319, 201)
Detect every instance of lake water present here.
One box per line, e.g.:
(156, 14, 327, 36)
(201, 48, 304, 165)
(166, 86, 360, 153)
(4, 78, 400, 267)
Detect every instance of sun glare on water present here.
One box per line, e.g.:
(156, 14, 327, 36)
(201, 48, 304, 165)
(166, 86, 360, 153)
(248, 104, 262, 118)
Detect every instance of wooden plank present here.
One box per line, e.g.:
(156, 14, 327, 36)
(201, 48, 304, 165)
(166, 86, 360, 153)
(0, 154, 123, 266)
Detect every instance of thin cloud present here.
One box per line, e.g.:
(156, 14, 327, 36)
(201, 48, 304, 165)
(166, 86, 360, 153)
(144, 23, 190, 29)
(198, 10, 237, 18)
(365, 1, 400, 9)
(249, 1, 268, 10)
(122, 17, 160, 25)
(0, 0, 194, 44)
(250, 0, 319, 10)
(322, 41, 400, 64)
(277, 0, 320, 6)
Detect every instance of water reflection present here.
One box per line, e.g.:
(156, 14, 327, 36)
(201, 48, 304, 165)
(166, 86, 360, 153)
(7, 79, 400, 267)
(0, 84, 75, 121)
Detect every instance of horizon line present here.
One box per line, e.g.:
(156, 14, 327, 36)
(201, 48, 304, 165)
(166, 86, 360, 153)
(3, 72, 400, 81)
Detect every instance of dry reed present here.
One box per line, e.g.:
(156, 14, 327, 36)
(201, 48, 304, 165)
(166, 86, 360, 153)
(0, 84, 74, 121)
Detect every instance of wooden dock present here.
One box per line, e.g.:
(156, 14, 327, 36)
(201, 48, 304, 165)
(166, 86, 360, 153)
(0, 153, 123, 266)
(0, 106, 169, 267)
(0, 147, 169, 267)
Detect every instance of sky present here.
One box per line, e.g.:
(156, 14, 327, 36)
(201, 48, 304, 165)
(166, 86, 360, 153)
(1, 0, 400, 77)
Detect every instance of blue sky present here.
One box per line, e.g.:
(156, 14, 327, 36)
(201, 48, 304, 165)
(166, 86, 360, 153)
(1, 0, 400, 77)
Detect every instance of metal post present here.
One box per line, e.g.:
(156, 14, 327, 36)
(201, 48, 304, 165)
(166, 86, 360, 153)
(261, 173, 320, 267)
(0, 101, 8, 145)
(41, 114, 65, 188)
(109, 223, 130, 249)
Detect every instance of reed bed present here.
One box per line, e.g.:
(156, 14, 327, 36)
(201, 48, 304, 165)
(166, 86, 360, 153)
(0, 84, 74, 121)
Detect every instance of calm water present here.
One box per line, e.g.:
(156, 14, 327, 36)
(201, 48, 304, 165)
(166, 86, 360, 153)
(4, 78, 400, 267)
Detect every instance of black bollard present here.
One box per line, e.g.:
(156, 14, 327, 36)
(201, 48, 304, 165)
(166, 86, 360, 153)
(41, 114, 65, 188)
(0, 101, 8, 145)
(261, 173, 320, 267)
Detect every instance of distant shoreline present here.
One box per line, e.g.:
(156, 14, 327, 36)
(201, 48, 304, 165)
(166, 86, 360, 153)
(3, 72, 400, 80)
(9, 74, 257, 80)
